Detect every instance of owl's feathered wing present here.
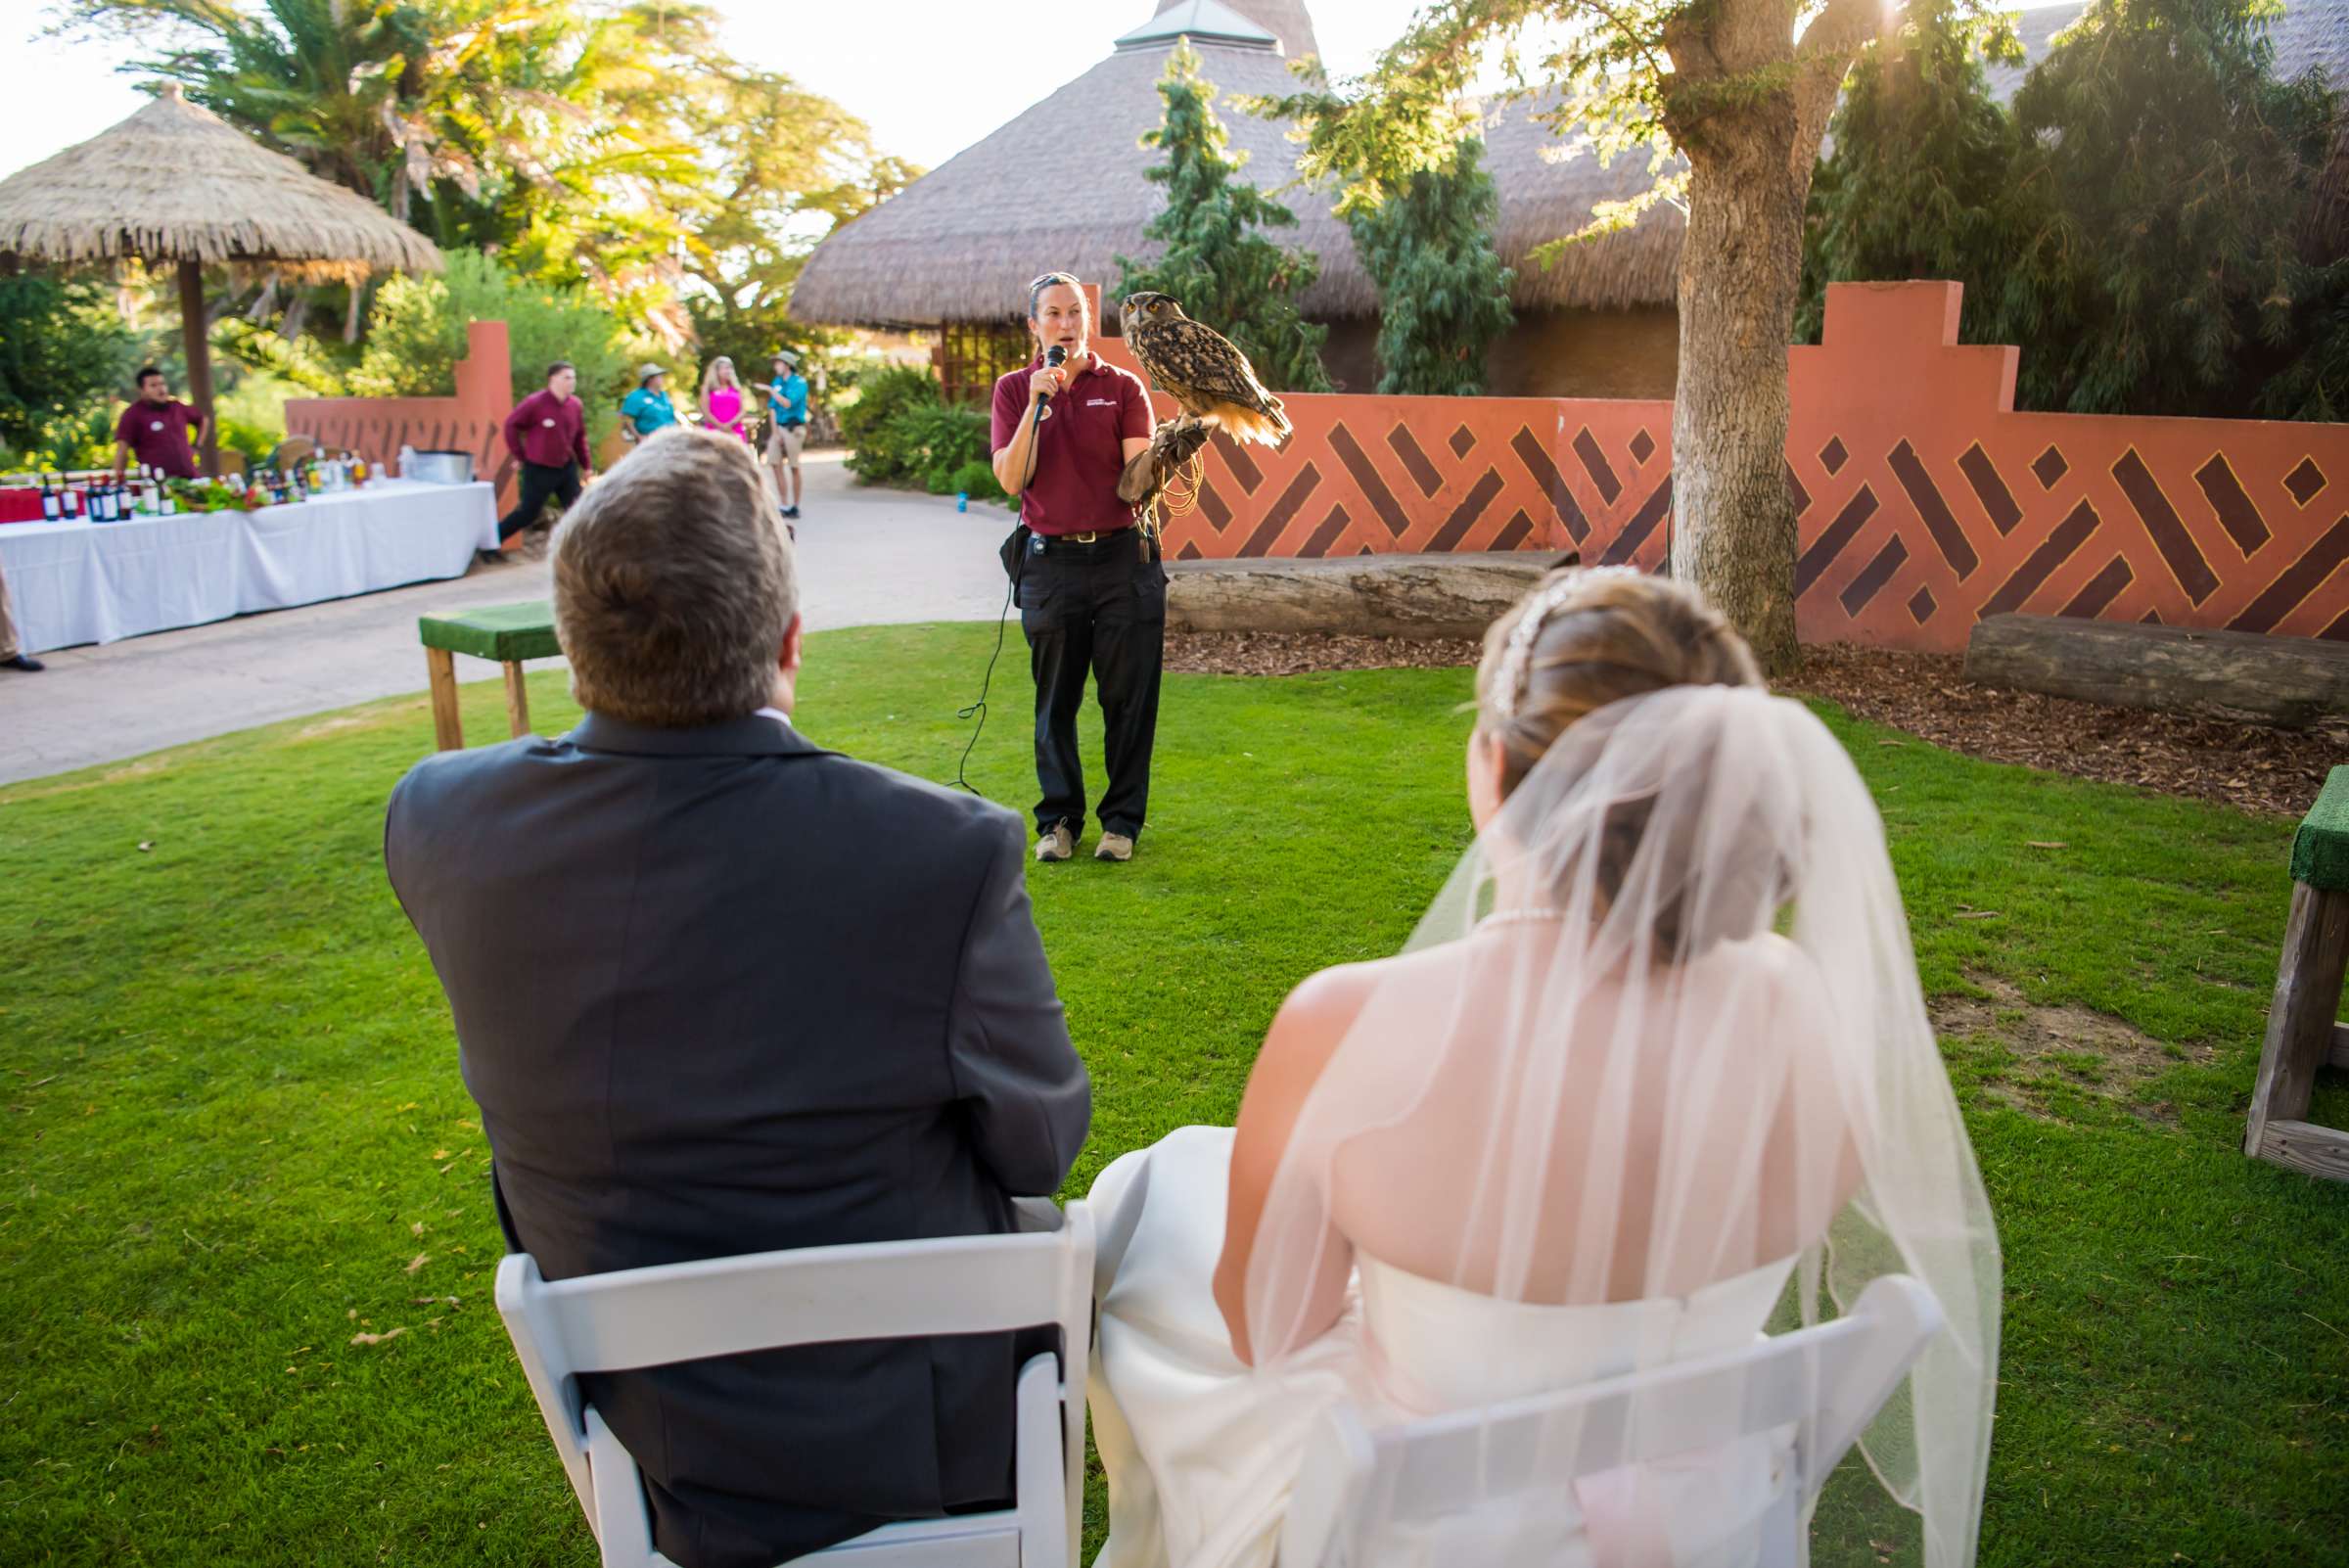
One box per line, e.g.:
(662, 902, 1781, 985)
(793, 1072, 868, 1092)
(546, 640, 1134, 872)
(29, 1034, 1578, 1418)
(1133, 315, 1292, 449)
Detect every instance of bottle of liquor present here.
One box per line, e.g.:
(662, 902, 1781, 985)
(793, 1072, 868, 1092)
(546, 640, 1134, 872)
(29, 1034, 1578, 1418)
(161, 477, 177, 517)
(93, 478, 112, 523)
(41, 474, 61, 521)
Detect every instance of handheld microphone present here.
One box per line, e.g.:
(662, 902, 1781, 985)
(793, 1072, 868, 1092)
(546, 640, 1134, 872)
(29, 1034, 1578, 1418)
(1039, 344, 1069, 407)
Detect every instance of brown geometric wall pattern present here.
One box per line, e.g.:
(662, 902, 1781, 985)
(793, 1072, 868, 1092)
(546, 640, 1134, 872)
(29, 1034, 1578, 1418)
(1149, 281, 2349, 654)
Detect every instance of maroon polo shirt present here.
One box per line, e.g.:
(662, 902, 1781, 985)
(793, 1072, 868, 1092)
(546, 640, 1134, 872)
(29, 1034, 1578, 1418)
(503, 389, 592, 470)
(989, 355, 1152, 535)
(115, 398, 203, 479)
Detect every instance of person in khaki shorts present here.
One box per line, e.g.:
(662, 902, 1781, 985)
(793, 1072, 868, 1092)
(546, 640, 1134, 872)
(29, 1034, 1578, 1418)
(1, 562, 42, 672)
(760, 349, 809, 521)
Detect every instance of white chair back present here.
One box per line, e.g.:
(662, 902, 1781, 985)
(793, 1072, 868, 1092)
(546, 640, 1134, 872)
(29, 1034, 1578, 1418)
(496, 1203, 1095, 1568)
(1278, 1274, 1943, 1568)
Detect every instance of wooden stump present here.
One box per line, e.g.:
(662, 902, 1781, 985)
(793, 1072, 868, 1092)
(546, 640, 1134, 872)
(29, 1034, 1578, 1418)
(1167, 552, 1556, 641)
(1964, 615, 2349, 729)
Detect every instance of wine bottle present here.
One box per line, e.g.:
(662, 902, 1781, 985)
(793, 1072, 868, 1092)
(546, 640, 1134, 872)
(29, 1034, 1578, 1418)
(41, 474, 60, 521)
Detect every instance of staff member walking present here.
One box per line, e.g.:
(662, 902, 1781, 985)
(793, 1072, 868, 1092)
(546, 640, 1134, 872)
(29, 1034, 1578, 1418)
(990, 273, 1159, 864)
(491, 361, 593, 556)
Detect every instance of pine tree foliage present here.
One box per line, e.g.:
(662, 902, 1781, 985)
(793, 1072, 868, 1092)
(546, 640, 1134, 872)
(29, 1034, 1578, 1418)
(1345, 137, 1516, 395)
(1797, 1, 2032, 346)
(2006, 0, 2340, 417)
(1804, 0, 2345, 419)
(1117, 43, 1332, 393)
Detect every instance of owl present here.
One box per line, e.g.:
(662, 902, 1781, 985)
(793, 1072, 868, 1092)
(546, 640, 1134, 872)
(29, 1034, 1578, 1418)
(1120, 292, 1292, 448)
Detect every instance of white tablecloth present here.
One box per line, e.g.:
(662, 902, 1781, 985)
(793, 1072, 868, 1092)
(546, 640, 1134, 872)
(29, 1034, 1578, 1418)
(0, 480, 498, 654)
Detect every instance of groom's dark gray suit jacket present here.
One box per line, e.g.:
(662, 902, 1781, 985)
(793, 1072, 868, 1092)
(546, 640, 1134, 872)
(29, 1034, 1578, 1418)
(384, 710, 1090, 1568)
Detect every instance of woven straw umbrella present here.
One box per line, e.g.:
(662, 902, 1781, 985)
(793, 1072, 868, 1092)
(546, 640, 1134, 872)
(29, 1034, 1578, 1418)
(0, 83, 442, 475)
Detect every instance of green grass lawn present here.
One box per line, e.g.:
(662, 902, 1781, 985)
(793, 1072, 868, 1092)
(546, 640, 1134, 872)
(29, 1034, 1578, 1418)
(3, 622, 2344, 1565)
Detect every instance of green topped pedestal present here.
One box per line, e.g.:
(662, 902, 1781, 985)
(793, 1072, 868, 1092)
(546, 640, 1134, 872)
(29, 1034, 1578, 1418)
(2247, 765, 2349, 1179)
(416, 599, 560, 751)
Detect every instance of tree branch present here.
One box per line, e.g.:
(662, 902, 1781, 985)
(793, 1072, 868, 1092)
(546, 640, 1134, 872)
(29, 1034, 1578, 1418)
(1791, 0, 1888, 171)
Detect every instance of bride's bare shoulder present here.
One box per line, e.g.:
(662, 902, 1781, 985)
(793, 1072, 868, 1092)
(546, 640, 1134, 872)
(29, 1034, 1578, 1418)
(1260, 946, 1464, 1076)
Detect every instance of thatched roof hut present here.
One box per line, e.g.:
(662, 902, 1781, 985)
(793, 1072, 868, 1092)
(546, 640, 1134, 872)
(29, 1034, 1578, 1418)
(785, 0, 1682, 332)
(0, 83, 442, 472)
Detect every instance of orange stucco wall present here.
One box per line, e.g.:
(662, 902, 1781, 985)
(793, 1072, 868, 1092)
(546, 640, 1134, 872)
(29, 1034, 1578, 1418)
(1141, 281, 2348, 653)
(285, 320, 519, 517)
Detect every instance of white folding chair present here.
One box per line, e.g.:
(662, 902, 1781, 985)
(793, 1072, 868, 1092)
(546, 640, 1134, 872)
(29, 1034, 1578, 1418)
(1278, 1274, 1944, 1568)
(495, 1202, 1095, 1568)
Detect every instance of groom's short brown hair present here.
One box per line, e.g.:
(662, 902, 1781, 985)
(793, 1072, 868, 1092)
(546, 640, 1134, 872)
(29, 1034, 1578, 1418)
(552, 427, 797, 727)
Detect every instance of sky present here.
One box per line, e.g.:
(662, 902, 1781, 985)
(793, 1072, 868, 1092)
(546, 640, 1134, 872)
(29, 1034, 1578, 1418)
(0, 0, 2091, 179)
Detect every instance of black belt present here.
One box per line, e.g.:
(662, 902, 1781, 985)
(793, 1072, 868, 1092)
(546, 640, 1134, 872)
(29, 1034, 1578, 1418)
(1033, 527, 1135, 550)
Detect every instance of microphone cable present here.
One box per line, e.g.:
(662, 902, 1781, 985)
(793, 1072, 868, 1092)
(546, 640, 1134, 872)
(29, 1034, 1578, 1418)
(954, 354, 1060, 797)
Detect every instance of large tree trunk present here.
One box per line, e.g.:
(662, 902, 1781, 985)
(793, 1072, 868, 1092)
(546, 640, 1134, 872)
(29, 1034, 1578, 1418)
(1662, 0, 1877, 676)
(1670, 130, 1808, 674)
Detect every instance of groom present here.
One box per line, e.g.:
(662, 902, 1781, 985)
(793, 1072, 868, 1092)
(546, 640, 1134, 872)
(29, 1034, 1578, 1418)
(385, 427, 1091, 1568)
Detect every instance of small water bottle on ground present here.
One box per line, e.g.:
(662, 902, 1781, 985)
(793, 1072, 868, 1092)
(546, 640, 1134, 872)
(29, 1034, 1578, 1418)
(955, 491, 968, 512)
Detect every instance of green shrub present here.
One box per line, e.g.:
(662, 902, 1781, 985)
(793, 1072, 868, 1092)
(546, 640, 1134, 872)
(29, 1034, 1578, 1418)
(894, 403, 992, 492)
(214, 417, 278, 467)
(948, 457, 1004, 502)
(0, 273, 143, 461)
(350, 251, 644, 443)
(840, 365, 944, 484)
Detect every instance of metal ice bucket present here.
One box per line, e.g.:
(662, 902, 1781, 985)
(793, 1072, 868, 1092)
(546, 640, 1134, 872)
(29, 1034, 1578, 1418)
(403, 449, 475, 484)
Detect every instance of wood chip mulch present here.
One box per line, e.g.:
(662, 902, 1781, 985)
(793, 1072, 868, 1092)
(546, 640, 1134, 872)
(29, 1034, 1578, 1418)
(1164, 631, 2340, 819)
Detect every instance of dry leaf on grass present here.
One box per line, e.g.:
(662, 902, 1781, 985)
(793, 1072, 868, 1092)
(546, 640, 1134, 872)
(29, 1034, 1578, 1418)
(348, 1327, 406, 1347)
(402, 1253, 429, 1274)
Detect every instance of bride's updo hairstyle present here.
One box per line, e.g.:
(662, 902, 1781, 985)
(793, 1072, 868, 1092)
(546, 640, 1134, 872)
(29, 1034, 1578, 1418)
(1474, 567, 1786, 954)
(1474, 566, 1761, 788)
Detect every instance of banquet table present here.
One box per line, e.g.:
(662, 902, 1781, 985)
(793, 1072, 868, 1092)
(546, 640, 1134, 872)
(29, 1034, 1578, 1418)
(0, 479, 499, 655)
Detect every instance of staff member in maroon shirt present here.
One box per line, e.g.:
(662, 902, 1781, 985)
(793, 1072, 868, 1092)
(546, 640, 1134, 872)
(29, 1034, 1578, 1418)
(113, 367, 204, 482)
(493, 361, 595, 554)
(990, 273, 1159, 864)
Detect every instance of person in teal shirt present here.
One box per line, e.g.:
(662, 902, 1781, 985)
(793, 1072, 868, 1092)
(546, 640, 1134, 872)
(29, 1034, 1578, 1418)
(760, 349, 810, 520)
(620, 365, 679, 445)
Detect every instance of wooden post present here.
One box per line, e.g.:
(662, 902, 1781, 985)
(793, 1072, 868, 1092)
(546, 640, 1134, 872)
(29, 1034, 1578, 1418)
(177, 259, 218, 479)
(2245, 881, 2349, 1159)
(425, 647, 463, 752)
(502, 661, 531, 739)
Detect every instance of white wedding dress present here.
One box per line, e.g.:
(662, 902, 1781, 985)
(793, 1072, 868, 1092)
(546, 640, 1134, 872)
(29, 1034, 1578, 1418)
(1090, 685, 2000, 1568)
(1087, 1126, 1798, 1568)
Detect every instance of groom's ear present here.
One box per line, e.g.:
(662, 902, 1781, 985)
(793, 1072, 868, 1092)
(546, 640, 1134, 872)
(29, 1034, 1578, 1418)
(779, 615, 804, 680)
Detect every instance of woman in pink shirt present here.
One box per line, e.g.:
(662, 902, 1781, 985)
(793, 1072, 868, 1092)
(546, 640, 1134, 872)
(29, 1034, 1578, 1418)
(701, 356, 753, 443)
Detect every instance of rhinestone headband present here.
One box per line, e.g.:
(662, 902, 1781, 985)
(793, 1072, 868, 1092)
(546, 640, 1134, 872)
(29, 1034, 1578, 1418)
(1489, 566, 1639, 721)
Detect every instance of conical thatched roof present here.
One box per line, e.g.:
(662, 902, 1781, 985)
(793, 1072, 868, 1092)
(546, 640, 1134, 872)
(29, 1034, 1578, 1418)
(787, 2, 1681, 329)
(0, 84, 442, 281)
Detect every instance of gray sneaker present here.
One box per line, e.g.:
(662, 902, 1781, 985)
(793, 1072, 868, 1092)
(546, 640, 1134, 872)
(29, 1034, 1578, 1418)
(1095, 832, 1134, 863)
(1036, 822, 1076, 862)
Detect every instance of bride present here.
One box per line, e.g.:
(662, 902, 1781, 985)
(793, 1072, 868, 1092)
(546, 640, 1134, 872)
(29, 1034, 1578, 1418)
(1086, 568, 2000, 1568)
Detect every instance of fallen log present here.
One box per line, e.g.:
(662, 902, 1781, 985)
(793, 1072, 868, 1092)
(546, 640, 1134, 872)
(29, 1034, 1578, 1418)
(1167, 552, 1556, 641)
(1963, 614, 2349, 729)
